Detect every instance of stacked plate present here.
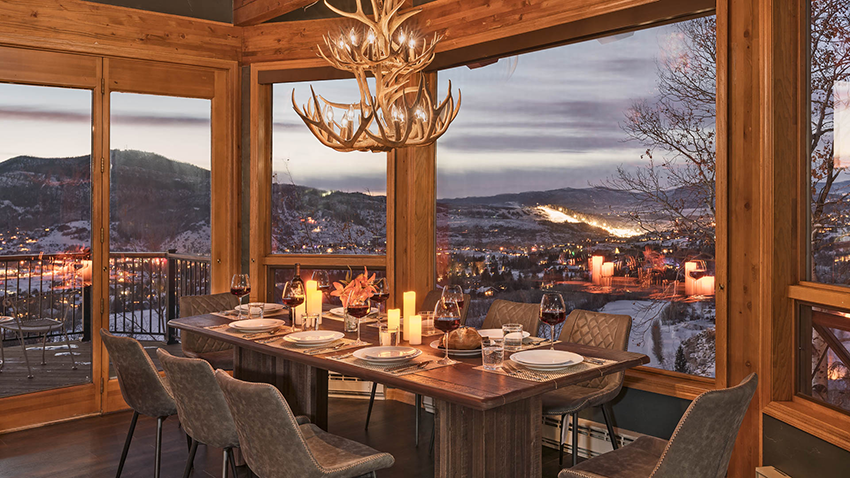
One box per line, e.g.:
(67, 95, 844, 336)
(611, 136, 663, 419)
(235, 303, 285, 316)
(228, 319, 286, 334)
(353, 346, 421, 365)
(509, 350, 584, 371)
(477, 329, 531, 340)
(283, 331, 345, 347)
(429, 340, 481, 357)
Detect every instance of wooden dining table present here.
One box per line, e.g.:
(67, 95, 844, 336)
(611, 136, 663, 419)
(169, 313, 649, 478)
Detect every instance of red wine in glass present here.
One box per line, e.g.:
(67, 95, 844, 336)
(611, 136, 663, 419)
(282, 296, 305, 308)
(435, 317, 461, 333)
(445, 299, 465, 311)
(347, 304, 371, 318)
(540, 310, 566, 326)
(371, 292, 390, 304)
(231, 287, 250, 297)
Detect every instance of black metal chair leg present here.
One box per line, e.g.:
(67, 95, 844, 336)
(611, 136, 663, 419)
(365, 382, 378, 430)
(226, 447, 239, 478)
(600, 403, 619, 450)
(116, 411, 139, 478)
(571, 412, 579, 467)
(415, 394, 422, 447)
(558, 413, 567, 466)
(182, 439, 198, 478)
(41, 333, 47, 365)
(429, 412, 436, 456)
(155, 416, 165, 478)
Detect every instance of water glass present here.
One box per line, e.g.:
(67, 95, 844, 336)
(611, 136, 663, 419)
(419, 311, 435, 336)
(379, 325, 400, 346)
(302, 314, 319, 331)
(502, 323, 523, 351)
(247, 303, 265, 319)
(482, 343, 504, 371)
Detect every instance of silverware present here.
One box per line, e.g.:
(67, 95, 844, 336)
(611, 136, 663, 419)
(257, 337, 282, 344)
(584, 357, 606, 365)
(243, 327, 282, 339)
(306, 341, 346, 355)
(334, 352, 355, 360)
(387, 360, 432, 374)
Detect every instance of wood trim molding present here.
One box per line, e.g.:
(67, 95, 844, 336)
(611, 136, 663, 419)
(0, 384, 98, 433)
(763, 399, 850, 453)
(248, 66, 273, 302)
(234, 0, 318, 26)
(789, 282, 850, 310)
(262, 255, 387, 268)
(624, 367, 716, 400)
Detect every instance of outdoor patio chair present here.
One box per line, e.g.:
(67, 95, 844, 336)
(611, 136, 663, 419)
(558, 373, 758, 478)
(0, 295, 77, 379)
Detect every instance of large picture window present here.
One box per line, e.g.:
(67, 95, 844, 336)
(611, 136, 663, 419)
(436, 18, 718, 377)
(271, 80, 387, 255)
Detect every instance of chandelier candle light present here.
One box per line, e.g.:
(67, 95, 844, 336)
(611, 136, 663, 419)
(292, 0, 461, 152)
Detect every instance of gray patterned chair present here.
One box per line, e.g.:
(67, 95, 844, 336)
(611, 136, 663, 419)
(157, 349, 240, 478)
(481, 299, 542, 335)
(215, 370, 395, 478)
(544, 309, 632, 466)
(179, 293, 239, 370)
(558, 373, 758, 478)
(100, 330, 177, 478)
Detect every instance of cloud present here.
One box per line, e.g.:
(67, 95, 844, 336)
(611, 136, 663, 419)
(0, 107, 210, 128)
(439, 133, 633, 154)
(0, 108, 89, 123)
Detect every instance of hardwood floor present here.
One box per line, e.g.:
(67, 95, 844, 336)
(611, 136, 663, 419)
(0, 397, 570, 477)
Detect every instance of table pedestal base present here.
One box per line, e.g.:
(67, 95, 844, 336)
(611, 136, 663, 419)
(435, 396, 542, 478)
(233, 346, 329, 430)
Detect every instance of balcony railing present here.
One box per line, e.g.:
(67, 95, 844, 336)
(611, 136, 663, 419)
(1, 251, 210, 344)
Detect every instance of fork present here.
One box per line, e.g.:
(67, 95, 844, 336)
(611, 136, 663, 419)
(387, 360, 432, 374)
(306, 341, 346, 355)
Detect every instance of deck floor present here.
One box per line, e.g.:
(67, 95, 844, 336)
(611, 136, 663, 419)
(0, 398, 571, 477)
(0, 339, 183, 398)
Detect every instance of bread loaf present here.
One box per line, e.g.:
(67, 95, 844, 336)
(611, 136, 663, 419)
(440, 327, 482, 350)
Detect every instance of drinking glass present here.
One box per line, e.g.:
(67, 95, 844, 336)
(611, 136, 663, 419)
(230, 274, 251, 319)
(248, 303, 265, 319)
(434, 299, 461, 365)
(303, 314, 319, 331)
(282, 280, 306, 328)
(371, 278, 391, 317)
(442, 285, 465, 312)
(482, 342, 504, 371)
(347, 294, 371, 346)
(539, 292, 567, 350)
(379, 325, 400, 346)
(418, 311, 435, 336)
(312, 270, 332, 294)
(502, 323, 524, 351)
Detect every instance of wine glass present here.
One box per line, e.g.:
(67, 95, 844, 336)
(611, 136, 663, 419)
(347, 292, 371, 346)
(282, 280, 306, 329)
(312, 270, 332, 294)
(434, 299, 461, 365)
(371, 277, 390, 318)
(442, 285, 464, 312)
(230, 274, 251, 319)
(539, 292, 567, 350)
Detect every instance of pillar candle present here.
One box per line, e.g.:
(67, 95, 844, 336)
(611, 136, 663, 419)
(306, 280, 319, 316)
(403, 291, 416, 341)
(388, 308, 401, 332)
(601, 262, 615, 277)
(409, 315, 422, 345)
(684, 261, 698, 296)
(294, 303, 306, 326)
(591, 256, 604, 285)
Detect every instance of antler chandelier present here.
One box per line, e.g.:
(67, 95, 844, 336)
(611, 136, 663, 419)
(292, 0, 461, 152)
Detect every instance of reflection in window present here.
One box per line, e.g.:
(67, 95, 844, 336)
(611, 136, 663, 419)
(801, 306, 850, 412)
(272, 81, 387, 255)
(270, 267, 387, 307)
(436, 18, 717, 377)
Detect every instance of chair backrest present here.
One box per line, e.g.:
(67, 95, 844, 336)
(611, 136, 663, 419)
(651, 373, 758, 478)
(157, 349, 238, 449)
(215, 370, 323, 478)
(422, 289, 471, 325)
(558, 309, 632, 389)
(179, 293, 239, 355)
(99, 330, 176, 418)
(481, 299, 541, 336)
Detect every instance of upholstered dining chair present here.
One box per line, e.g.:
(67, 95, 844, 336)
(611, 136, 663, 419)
(178, 293, 239, 370)
(215, 370, 395, 478)
(558, 373, 758, 478)
(364, 288, 470, 448)
(543, 309, 632, 466)
(480, 299, 541, 335)
(100, 330, 177, 478)
(157, 349, 240, 478)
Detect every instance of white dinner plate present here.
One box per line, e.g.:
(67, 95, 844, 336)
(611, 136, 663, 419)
(353, 347, 421, 365)
(235, 303, 285, 313)
(510, 350, 583, 370)
(477, 329, 531, 340)
(283, 331, 345, 347)
(429, 340, 482, 357)
(328, 307, 380, 317)
(228, 319, 286, 333)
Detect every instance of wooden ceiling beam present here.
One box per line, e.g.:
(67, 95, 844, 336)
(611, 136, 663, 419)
(234, 0, 319, 26)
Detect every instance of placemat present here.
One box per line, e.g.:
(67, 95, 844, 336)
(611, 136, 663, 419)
(259, 337, 370, 355)
(473, 356, 616, 383)
(328, 352, 451, 376)
(204, 323, 295, 341)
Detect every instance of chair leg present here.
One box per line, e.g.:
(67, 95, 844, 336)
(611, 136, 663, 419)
(226, 447, 239, 478)
(41, 333, 47, 365)
(14, 331, 33, 378)
(571, 412, 579, 467)
(0, 332, 5, 372)
(116, 411, 139, 478)
(600, 403, 619, 450)
(182, 438, 198, 478)
(155, 416, 165, 478)
(62, 328, 77, 370)
(558, 414, 567, 466)
(415, 394, 422, 447)
(428, 411, 436, 456)
(365, 382, 378, 430)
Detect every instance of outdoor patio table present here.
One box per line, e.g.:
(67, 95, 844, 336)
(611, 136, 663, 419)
(169, 314, 649, 478)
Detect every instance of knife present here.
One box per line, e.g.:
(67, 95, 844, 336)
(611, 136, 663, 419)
(306, 341, 346, 355)
(388, 360, 432, 374)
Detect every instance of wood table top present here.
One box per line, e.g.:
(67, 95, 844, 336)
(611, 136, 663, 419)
(169, 314, 649, 411)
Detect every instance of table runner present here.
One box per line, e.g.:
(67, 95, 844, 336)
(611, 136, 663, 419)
(473, 356, 617, 383)
(328, 352, 451, 376)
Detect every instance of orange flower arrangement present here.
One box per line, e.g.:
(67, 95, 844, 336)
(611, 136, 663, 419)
(330, 267, 377, 307)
